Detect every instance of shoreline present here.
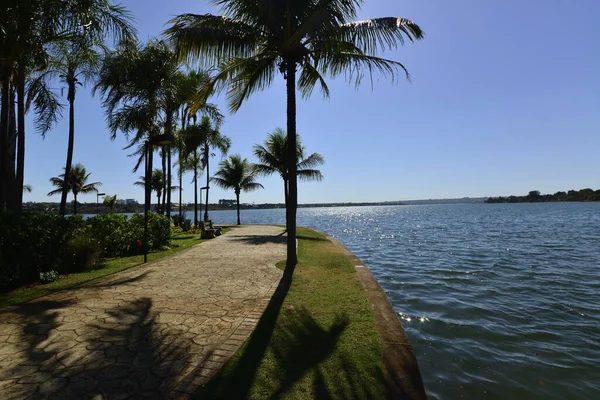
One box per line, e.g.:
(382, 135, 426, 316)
(324, 233, 427, 399)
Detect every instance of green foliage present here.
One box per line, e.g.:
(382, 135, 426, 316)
(39, 271, 59, 284)
(0, 213, 85, 290)
(1, 211, 171, 291)
(171, 214, 185, 227)
(87, 214, 132, 257)
(62, 234, 101, 273)
(486, 188, 600, 203)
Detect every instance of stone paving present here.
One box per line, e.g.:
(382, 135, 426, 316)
(0, 225, 286, 399)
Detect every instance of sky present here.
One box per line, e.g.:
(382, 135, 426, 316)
(23, 0, 600, 205)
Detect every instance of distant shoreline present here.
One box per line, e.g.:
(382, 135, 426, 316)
(22, 197, 489, 214)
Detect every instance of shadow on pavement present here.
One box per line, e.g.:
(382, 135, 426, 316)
(3, 297, 214, 399)
(230, 235, 288, 246)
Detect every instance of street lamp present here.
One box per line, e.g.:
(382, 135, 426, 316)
(96, 193, 106, 216)
(144, 134, 175, 263)
(199, 186, 208, 224)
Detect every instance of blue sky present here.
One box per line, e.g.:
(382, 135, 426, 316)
(23, 0, 600, 205)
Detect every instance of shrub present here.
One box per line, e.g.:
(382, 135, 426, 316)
(87, 214, 132, 257)
(60, 232, 101, 273)
(0, 212, 85, 290)
(130, 212, 171, 250)
(183, 219, 192, 232)
(40, 270, 59, 283)
(172, 214, 185, 227)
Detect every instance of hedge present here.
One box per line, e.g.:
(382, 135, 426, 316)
(0, 211, 171, 292)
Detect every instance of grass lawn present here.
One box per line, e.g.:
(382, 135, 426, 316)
(0, 229, 230, 308)
(199, 227, 385, 399)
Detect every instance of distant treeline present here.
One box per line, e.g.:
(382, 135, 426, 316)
(485, 189, 600, 203)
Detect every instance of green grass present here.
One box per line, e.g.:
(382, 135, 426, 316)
(0, 229, 230, 308)
(200, 227, 385, 399)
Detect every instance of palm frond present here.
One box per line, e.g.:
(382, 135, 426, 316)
(26, 74, 64, 136)
(298, 169, 324, 181)
(164, 14, 259, 65)
(224, 53, 279, 112)
(337, 17, 424, 54)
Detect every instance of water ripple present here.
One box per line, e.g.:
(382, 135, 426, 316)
(189, 203, 600, 399)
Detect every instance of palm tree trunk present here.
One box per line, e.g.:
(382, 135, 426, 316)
(0, 73, 10, 212)
(60, 80, 76, 216)
(204, 145, 209, 222)
(15, 65, 25, 216)
(15, 67, 24, 213)
(165, 110, 173, 219)
(161, 148, 167, 215)
(179, 111, 186, 218)
(193, 150, 198, 226)
(166, 146, 172, 219)
(283, 179, 289, 233)
(73, 193, 77, 215)
(284, 61, 298, 281)
(5, 88, 16, 212)
(236, 190, 241, 225)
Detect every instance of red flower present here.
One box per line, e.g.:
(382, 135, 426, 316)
(136, 239, 142, 246)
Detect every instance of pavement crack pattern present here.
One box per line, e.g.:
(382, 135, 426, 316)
(0, 225, 285, 399)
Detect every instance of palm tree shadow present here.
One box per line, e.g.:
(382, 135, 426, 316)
(198, 283, 383, 399)
(230, 235, 288, 246)
(3, 297, 213, 399)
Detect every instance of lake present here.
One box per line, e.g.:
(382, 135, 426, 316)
(191, 203, 600, 399)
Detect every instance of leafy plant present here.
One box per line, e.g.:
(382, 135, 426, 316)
(61, 233, 101, 273)
(40, 270, 59, 284)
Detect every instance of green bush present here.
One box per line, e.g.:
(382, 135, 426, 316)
(87, 214, 131, 257)
(130, 212, 170, 251)
(172, 214, 185, 227)
(60, 232, 101, 273)
(0, 212, 85, 290)
(0, 211, 172, 292)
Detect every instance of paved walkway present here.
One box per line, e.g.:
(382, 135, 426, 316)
(0, 225, 286, 399)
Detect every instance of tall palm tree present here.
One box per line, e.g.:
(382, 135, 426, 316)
(47, 163, 102, 215)
(174, 70, 223, 218)
(253, 128, 324, 211)
(211, 155, 263, 225)
(182, 115, 230, 223)
(166, 0, 424, 284)
(95, 39, 180, 211)
(42, 38, 102, 216)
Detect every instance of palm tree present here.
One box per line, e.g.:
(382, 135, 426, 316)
(174, 70, 223, 219)
(103, 194, 118, 213)
(211, 155, 263, 225)
(166, 0, 424, 284)
(95, 39, 180, 213)
(47, 163, 102, 215)
(253, 128, 324, 211)
(134, 169, 178, 213)
(42, 38, 102, 216)
(182, 115, 230, 223)
(0, 0, 134, 214)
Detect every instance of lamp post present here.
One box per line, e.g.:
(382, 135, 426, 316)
(96, 193, 106, 216)
(199, 186, 208, 223)
(144, 134, 175, 263)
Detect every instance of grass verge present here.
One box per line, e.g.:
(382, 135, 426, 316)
(0, 229, 230, 308)
(199, 226, 385, 399)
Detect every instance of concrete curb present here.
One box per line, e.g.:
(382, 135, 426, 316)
(324, 234, 427, 400)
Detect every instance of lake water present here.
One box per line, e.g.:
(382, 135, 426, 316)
(192, 203, 600, 399)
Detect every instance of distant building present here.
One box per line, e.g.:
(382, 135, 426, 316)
(218, 199, 236, 207)
(117, 199, 138, 205)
